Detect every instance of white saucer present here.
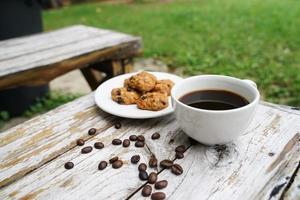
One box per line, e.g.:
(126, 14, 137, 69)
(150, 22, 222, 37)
(94, 72, 183, 119)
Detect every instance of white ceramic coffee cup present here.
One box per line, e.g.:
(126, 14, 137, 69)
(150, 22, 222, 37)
(171, 75, 260, 145)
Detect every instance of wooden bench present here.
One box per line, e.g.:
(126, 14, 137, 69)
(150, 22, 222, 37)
(0, 25, 142, 90)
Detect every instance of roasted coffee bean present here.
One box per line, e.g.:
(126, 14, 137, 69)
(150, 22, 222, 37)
(159, 159, 173, 169)
(151, 132, 160, 140)
(149, 156, 158, 168)
(88, 128, 97, 135)
(268, 152, 275, 157)
(138, 163, 147, 171)
(129, 135, 138, 141)
(64, 162, 74, 169)
(176, 152, 184, 159)
(76, 139, 85, 146)
(142, 185, 152, 197)
(112, 139, 122, 145)
(135, 141, 145, 148)
(171, 164, 183, 175)
(137, 135, 145, 142)
(155, 180, 168, 189)
(151, 192, 166, 200)
(148, 172, 157, 184)
(175, 145, 186, 153)
(94, 142, 104, 149)
(139, 171, 149, 181)
(98, 161, 107, 170)
(114, 122, 122, 129)
(109, 156, 118, 164)
(81, 146, 93, 154)
(131, 155, 140, 164)
(123, 139, 130, 147)
(112, 160, 123, 169)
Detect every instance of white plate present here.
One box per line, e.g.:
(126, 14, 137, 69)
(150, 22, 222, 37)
(94, 72, 183, 119)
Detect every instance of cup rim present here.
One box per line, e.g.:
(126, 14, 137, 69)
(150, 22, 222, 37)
(171, 75, 260, 113)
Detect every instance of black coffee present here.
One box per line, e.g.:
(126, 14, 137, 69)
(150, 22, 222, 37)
(179, 90, 249, 110)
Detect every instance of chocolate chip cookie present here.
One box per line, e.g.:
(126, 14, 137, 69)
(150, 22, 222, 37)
(152, 79, 174, 96)
(136, 92, 169, 111)
(124, 71, 157, 92)
(111, 87, 141, 105)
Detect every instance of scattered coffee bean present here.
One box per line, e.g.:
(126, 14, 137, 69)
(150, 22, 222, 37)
(142, 185, 152, 197)
(176, 152, 184, 159)
(98, 161, 108, 170)
(137, 135, 145, 142)
(155, 180, 168, 189)
(94, 142, 104, 149)
(138, 163, 147, 171)
(148, 172, 157, 184)
(112, 160, 123, 169)
(109, 156, 119, 164)
(151, 192, 166, 200)
(175, 145, 186, 153)
(131, 155, 140, 164)
(88, 128, 97, 135)
(149, 156, 158, 168)
(151, 132, 160, 140)
(129, 135, 138, 141)
(139, 171, 149, 181)
(123, 139, 130, 147)
(114, 122, 121, 129)
(76, 139, 85, 146)
(268, 152, 275, 157)
(81, 146, 93, 154)
(160, 159, 173, 169)
(64, 162, 74, 169)
(112, 139, 122, 145)
(171, 164, 183, 175)
(135, 141, 145, 148)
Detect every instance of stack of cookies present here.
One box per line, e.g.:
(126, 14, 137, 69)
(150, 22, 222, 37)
(111, 71, 174, 111)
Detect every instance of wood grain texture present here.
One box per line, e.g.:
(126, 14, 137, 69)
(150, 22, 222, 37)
(0, 25, 141, 77)
(0, 114, 185, 199)
(0, 93, 117, 188)
(0, 41, 141, 89)
(0, 95, 300, 200)
(0, 25, 142, 89)
(129, 104, 300, 200)
(282, 160, 300, 199)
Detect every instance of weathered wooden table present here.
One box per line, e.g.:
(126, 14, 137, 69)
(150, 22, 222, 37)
(0, 93, 299, 200)
(0, 25, 141, 90)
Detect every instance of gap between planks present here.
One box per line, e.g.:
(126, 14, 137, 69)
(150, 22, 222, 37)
(280, 156, 300, 199)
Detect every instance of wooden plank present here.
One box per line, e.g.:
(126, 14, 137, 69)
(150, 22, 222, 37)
(0, 93, 118, 188)
(0, 41, 141, 89)
(128, 104, 300, 200)
(0, 115, 186, 199)
(282, 162, 300, 199)
(0, 31, 141, 78)
(0, 25, 109, 60)
(1, 99, 299, 199)
(255, 151, 300, 200)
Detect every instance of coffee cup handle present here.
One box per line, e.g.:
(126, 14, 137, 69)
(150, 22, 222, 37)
(243, 79, 257, 88)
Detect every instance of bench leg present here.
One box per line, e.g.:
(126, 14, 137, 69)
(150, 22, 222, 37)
(81, 58, 134, 91)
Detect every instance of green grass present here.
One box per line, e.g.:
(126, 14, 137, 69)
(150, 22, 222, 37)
(23, 91, 82, 117)
(43, 0, 300, 106)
